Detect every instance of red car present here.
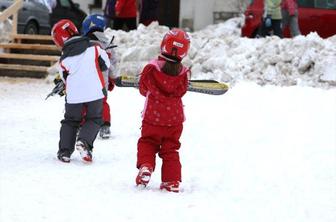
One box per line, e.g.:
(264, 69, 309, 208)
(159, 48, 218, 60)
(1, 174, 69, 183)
(242, 0, 336, 38)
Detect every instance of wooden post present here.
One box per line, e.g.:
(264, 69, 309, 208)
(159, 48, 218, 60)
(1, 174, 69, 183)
(0, 0, 23, 36)
(12, 10, 18, 35)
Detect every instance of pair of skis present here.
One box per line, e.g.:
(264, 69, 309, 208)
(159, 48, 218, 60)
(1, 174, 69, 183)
(114, 75, 229, 95)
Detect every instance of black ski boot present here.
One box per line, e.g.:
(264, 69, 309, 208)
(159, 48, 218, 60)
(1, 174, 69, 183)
(57, 150, 71, 163)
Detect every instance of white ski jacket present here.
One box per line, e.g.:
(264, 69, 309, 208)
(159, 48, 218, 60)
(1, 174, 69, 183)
(58, 36, 111, 104)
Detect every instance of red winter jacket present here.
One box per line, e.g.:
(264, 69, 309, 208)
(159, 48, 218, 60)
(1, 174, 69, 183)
(281, 0, 298, 16)
(139, 59, 190, 127)
(115, 0, 137, 18)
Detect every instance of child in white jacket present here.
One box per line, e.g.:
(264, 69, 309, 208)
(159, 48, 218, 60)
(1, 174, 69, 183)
(51, 19, 110, 163)
(81, 13, 118, 139)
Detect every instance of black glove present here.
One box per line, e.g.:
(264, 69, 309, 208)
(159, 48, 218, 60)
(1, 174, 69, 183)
(45, 77, 65, 100)
(57, 82, 65, 96)
(53, 75, 65, 96)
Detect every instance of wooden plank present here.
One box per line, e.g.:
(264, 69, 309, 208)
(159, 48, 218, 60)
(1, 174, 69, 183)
(0, 43, 59, 51)
(0, 0, 23, 23)
(11, 34, 53, 41)
(0, 63, 48, 72)
(0, 53, 59, 62)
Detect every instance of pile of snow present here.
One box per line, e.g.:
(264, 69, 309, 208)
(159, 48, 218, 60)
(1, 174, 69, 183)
(105, 18, 336, 88)
(1, 16, 335, 87)
(0, 18, 12, 43)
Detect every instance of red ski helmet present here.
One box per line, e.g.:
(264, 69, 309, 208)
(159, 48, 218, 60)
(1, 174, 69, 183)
(160, 28, 190, 62)
(51, 19, 79, 48)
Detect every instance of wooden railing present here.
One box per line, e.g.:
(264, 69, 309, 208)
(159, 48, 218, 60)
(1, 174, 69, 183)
(0, 0, 23, 35)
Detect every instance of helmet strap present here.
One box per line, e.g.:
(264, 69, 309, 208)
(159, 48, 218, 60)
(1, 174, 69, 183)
(160, 54, 180, 63)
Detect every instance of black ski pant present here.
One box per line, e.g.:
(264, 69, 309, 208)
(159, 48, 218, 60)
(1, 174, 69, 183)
(258, 19, 283, 38)
(58, 99, 103, 156)
(112, 17, 137, 31)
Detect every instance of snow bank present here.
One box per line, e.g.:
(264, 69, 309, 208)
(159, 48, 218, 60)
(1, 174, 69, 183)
(1, 16, 335, 88)
(104, 18, 336, 88)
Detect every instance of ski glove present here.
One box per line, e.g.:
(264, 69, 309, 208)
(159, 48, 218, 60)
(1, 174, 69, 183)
(108, 77, 115, 91)
(53, 75, 65, 96)
(264, 15, 272, 28)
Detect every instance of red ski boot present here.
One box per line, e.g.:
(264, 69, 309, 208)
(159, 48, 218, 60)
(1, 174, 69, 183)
(135, 164, 153, 187)
(160, 181, 180, 193)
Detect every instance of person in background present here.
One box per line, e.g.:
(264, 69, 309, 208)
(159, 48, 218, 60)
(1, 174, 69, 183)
(138, 0, 159, 26)
(104, 0, 116, 29)
(52, 19, 110, 163)
(281, 0, 301, 37)
(259, 0, 282, 37)
(135, 29, 191, 192)
(82, 14, 118, 139)
(113, 0, 137, 31)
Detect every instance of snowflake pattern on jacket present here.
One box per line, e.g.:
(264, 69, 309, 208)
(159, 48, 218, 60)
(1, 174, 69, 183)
(139, 58, 190, 126)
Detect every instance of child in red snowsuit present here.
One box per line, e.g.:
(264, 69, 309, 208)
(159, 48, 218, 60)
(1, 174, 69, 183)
(135, 28, 191, 192)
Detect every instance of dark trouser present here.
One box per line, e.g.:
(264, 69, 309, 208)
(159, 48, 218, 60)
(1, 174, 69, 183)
(139, 19, 158, 26)
(80, 96, 110, 126)
(282, 10, 301, 37)
(259, 19, 283, 38)
(104, 16, 114, 29)
(58, 99, 103, 156)
(113, 17, 137, 31)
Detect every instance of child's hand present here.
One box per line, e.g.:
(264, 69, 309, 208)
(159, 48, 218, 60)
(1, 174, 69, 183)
(54, 74, 66, 96)
(108, 77, 115, 91)
(53, 74, 64, 85)
(264, 15, 272, 28)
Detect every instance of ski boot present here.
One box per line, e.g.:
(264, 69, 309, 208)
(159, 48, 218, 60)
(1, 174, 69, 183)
(135, 164, 153, 187)
(75, 140, 92, 162)
(57, 150, 71, 163)
(99, 124, 111, 139)
(160, 181, 180, 193)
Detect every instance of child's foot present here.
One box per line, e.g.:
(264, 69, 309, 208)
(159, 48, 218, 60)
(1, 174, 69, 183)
(57, 151, 71, 163)
(99, 124, 111, 139)
(160, 181, 180, 193)
(76, 140, 92, 162)
(135, 164, 153, 187)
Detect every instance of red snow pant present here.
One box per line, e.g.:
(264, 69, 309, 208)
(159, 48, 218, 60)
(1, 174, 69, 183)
(81, 97, 111, 125)
(102, 97, 111, 125)
(137, 122, 183, 182)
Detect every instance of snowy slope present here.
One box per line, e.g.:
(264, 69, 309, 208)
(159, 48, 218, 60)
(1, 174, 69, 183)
(0, 78, 335, 222)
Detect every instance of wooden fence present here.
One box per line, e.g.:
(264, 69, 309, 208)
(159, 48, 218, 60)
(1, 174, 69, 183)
(0, 0, 23, 35)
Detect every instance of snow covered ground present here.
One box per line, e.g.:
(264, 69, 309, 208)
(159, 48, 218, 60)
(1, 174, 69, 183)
(0, 78, 335, 222)
(0, 17, 336, 222)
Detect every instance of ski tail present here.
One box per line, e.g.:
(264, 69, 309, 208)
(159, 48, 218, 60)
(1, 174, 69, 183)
(114, 75, 139, 88)
(188, 80, 229, 95)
